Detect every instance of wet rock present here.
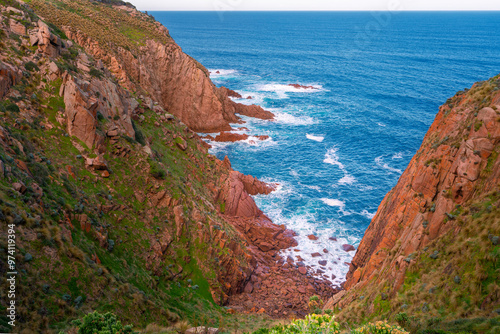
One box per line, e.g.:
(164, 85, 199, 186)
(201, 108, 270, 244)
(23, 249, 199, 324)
(298, 267, 307, 275)
(318, 260, 327, 266)
(311, 252, 322, 258)
(214, 131, 249, 142)
(220, 86, 242, 98)
(288, 84, 317, 90)
(307, 234, 318, 241)
(342, 244, 355, 252)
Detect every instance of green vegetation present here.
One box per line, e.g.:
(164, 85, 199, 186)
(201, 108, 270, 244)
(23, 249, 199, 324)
(250, 314, 341, 334)
(71, 311, 137, 334)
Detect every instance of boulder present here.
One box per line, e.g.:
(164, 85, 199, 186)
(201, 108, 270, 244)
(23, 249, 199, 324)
(214, 132, 249, 142)
(63, 77, 99, 148)
(13, 182, 27, 194)
(9, 19, 26, 35)
(342, 244, 355, 252)
(288, 84, 317, 90)
(186, 327, 219, 334)
(176, 137, 188, 151)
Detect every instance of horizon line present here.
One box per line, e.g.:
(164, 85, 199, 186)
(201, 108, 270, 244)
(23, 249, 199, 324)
(140, 9, 500, 12)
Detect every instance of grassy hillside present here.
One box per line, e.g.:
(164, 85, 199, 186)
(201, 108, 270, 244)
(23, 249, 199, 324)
(0, 0, 272, 332)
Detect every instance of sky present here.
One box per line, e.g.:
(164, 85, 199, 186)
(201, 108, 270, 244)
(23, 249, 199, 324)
(129, 0, 500, 11)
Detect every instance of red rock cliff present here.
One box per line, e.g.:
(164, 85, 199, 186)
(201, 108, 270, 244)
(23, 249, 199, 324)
(342, 76, 500, 294)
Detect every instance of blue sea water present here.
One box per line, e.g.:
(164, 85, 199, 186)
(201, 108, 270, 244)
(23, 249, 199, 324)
(153, 11, 500, 286)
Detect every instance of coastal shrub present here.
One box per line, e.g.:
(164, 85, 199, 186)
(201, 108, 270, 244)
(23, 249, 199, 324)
(89, 67, 103, 78)
(132, 120, 146, 146)
(395, 312, 409, 328)
(25, 61, 40, 72)
(4, 102, 20, 113)
(350, 321, 408, 334)
(56, 61, 78, 73)
(71, 311, 137, 334)
(308, 295, 324, 312)
(148, 159, 167, 179)
(253, 314, 340, 334)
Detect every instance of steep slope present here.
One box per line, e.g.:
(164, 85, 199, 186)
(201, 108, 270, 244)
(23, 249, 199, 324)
(0, 1, 331, 333)
(326, 75, 500, 331)
(27, 0, 273, 133)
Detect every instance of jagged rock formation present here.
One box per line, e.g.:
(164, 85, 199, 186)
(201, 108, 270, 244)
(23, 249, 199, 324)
(326, 75, 500, 325)
(30, 0, 274, 133)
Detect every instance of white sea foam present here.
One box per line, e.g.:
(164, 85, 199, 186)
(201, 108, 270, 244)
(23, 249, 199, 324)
(375, 156, 402, 174)
(338, 174, 356, 185)
(241, 135, 274, 146)
(303, 184, 322, 192)
(204, 133, 276, 155)
(256, 83, 324, 99)
(208, 69, 238, 76)
(306, 134, 324, 142)
(321, 198, 345, 208)
(253, 180, 359, 286)
(274, 111, 317, 125)
(323, 147, 345, 169)
(229, 91, 267, 106)
(392, 152, 403, 159)
(377, 122, 386, 127)
(360, 209, 376, 219)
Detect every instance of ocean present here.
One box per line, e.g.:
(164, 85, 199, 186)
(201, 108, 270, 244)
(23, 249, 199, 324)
(152, 11, 500, 286)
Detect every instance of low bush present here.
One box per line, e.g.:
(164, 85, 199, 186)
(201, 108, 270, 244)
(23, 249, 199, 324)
(71, 311, 137, 334)
(351, 321, 408, 334)
(252, 314, 340, 334)
(25, 61, 40, 72)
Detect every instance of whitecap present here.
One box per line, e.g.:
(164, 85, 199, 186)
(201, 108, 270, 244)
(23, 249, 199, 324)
(377, 122, 386, 127)
(360, 209, 376, 219)
(323, 147, 345, 169)
(274, 111, 317, 125)
(375, 156, 402, 174)
(303, 184, 322, 192)
(306, 134, 324, 142)
(256, 83, 324, 99)
(338, 174, 356, 185)
(321, 198, 345, 208)
(392, 152, 403, 159)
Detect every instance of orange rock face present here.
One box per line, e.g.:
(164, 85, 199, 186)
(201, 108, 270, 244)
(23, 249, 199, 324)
(63, 26, 273, 132)
(0, 61, 22, 99)
(341, 80, 500, 294)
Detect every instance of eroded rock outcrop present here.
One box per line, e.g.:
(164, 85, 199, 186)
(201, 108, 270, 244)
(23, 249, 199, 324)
(0, 61, 21, 99)
(30, 20, 63, 57)
(61, 25, 273, 132)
